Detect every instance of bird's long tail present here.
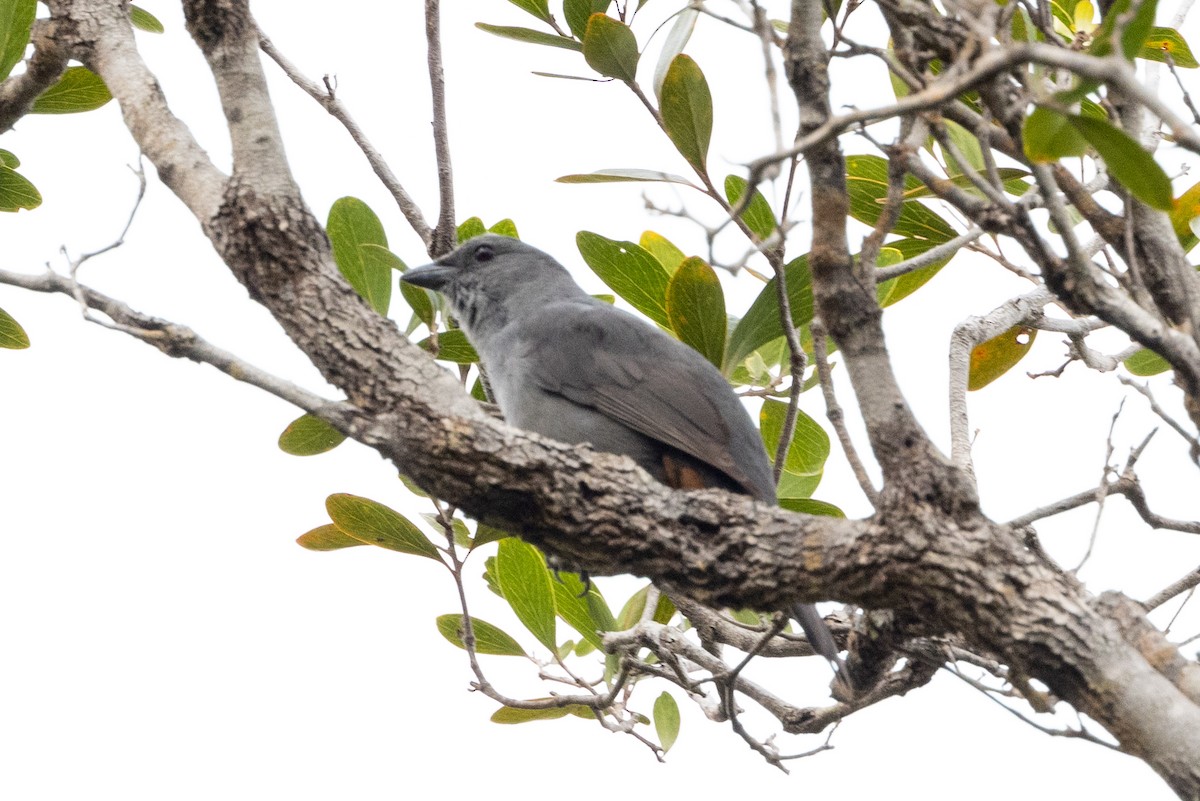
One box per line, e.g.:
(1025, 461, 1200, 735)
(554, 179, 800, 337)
(792, 603, 855, 697)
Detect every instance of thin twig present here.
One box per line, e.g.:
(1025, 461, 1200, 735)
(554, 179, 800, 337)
(426, 0, 456, 255)
(811, 318, 880, 505)
(257, 27, 434, 248)
(0, 266, 350, 424)
(1070, 400, 1124, 573)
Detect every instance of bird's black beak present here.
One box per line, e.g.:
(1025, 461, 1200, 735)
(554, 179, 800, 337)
(401, 260, 457, 291)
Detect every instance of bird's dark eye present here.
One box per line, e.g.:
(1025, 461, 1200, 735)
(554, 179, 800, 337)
(475, 244, 494, 263)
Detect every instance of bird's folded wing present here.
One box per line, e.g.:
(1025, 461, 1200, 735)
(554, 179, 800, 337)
(521, 304, 761, 495)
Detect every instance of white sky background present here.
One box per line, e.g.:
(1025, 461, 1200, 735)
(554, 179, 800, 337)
(1, 1, 1198, 798)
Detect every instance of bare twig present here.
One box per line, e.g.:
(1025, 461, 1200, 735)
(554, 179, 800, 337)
(0, 266, 348, 423)
(426, 0, 456, 255)
(257, 27, 435, 248)
(1119, 376, 1200, 464)
(811, 318, 880, 505)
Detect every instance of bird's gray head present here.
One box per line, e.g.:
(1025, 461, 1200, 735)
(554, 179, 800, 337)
(402, 234, 585, 339)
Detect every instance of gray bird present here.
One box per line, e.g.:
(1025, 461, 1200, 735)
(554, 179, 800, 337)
(403, 233, 852, 692)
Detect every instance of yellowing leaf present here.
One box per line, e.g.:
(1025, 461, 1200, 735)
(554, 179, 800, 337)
(639, 231, 686, 272)
(660, 54, 712, 172)
(1170, 181, 1200, 251)
(969, 326, 1036, 390)
(296, 524, 365, 551)
(666, 256, 726, 368)
(1139, 27, 1199, 67)
(582, 14, 639, 82)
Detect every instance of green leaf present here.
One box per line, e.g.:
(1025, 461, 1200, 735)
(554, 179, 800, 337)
(615, 584, 675, 629)
(1022, 106, 1088, 162)
(296, 524, 365, 551)
(660, 54, 712, 172)
(1139, 27, 1198, 67)
(436, 614, 527, 656)
(475, 23, 582, 51)
(723, 175, 776, 240)
(901, 168, 1032, 200)
(30, 66, 113, 114)
(362, 242, 406, 272)
(0, 0, 34, 82)
(941, 119, 986, 173)
(564, 0, 612, 39)
(726, 255, 812, 367)
(969, 326, 1037, 390)
(639, 231, 685, 272)
(417, 328, 479, 363)
(844, 155, 956, 242)
(0, 149, 18, 169)
(0, 306, 30, 348)
(778, 497, 846, 517)
(400, 280, 436, 328)
(278, 413, 346, 456)
(760, 398, 829, 499)
(325, 494, 441, 560)
(129, 5, 165, 33)
(473, 524, 512, 549)
(495, 539, 557, 651)
(1120, 0, 1159, 59)
(1124, 347, 1170, 376)
(506, 0, 552, 21)
(552, 572, 615, 650)
(1080, 97, 1108, 120)
(652, 6, 699, 100)
(1068, 114, 1173, 210)
(576, 231, 672, 326)
(457, 216, 487, 242)
(666, 256, 726, 368)
(327, 197, 391, 315)
(488, 218, 520, 237)
(582, 13, 639, 82)
(490, 703, 594, 723)
(0, 165, 40, 212)
(398, 473, 429, 499)
(875, 238, 954, 308)
(1170, 180, 1200, 251)
(653, 692, 681, 752)
(555, 168, 698, 189)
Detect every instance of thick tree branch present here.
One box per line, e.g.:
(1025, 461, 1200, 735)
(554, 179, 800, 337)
(0, 20, 70, 133)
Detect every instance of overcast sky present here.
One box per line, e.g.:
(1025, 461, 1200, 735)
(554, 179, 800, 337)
(1, 2, 1198, 798)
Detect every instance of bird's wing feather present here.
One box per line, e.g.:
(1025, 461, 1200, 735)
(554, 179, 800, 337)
(519, 301, 773, 499)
